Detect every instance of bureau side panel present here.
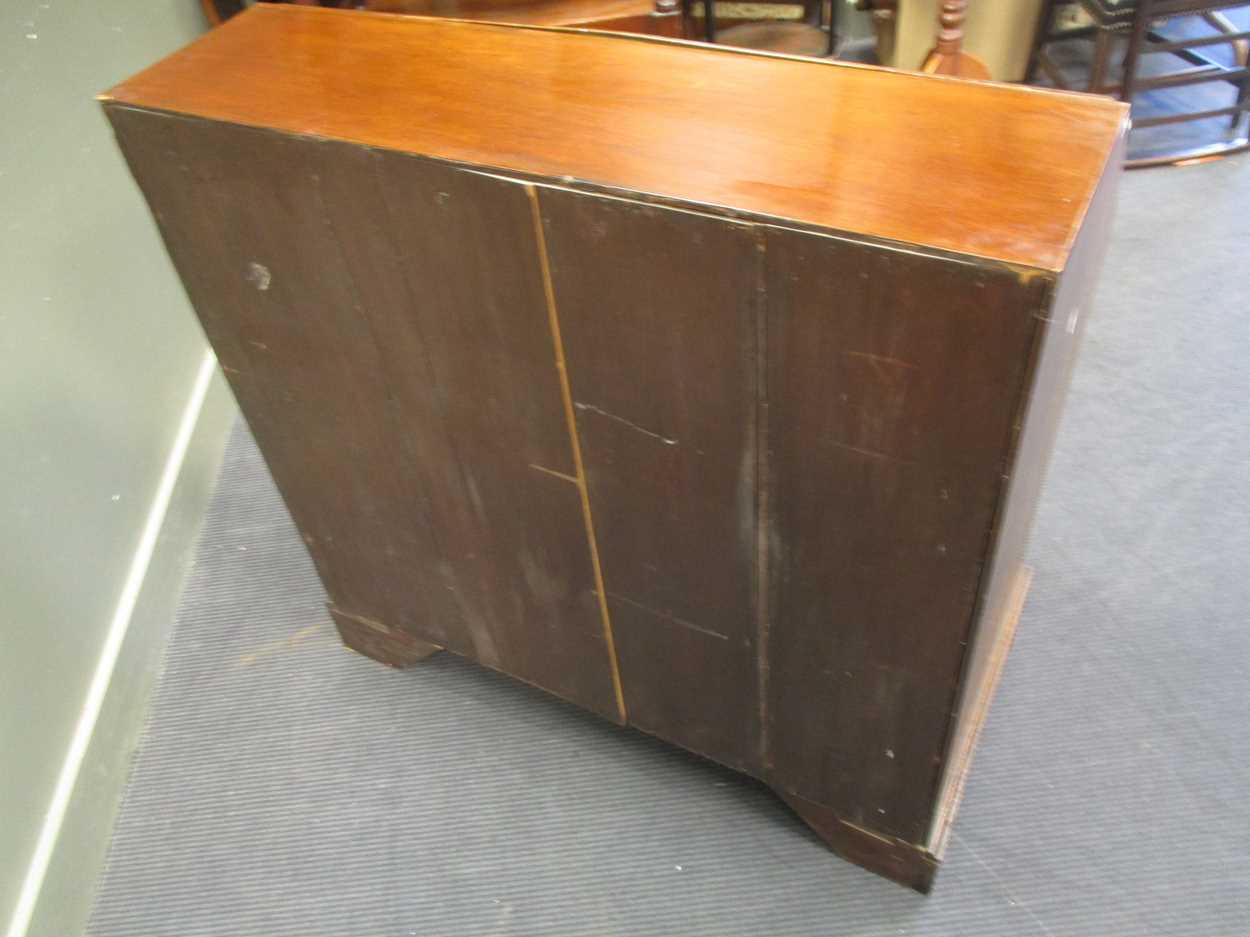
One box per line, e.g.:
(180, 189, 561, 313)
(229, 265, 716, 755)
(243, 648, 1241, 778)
(538, 190, 763, 772)
(107, 107, 620, 719)
(763, 229, 1042, 843)
(929, 130, 1125, 852)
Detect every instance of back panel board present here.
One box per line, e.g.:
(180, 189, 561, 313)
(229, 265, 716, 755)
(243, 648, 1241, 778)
(108, 108, 623, 721)
(109, 103, 1045, 856)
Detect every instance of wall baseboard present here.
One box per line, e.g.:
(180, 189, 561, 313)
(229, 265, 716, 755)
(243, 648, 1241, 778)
(14, 359, 236, 937)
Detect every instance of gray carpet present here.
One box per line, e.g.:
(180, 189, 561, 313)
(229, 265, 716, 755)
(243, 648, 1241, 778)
(87, 154, 1250, 936)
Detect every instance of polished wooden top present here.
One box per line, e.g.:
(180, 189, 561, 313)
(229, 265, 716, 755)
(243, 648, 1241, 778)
(103, 5, 1126, 271)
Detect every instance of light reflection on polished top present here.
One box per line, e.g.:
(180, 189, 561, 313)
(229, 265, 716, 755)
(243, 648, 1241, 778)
(103, 4, 1127, 272)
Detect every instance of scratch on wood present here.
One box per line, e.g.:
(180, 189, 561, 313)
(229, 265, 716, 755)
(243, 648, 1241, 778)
(245, 261, 271, 291)
(1014, 266, 1054, 289)
(606, 591, 729, 641)
(528, 462, 579, 484)
(332, 607, 392, 635)
(843, 350, 919, 370)
(842, 819, 899, 848)
(573, 401, 678, 446)
(829, 440, 916, 465)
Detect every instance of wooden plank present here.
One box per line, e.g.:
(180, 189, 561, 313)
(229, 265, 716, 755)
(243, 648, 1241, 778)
(331, 606, 444, 668)
(926, 564, 1032, 860)
(538, 189, 763, 771)
(779, 790, 940, 894)
(930, 129, 1126, 843)
(107, 108, 622, 720)
(761, 228, 1044, 842)
(101, 4, 1127, 272)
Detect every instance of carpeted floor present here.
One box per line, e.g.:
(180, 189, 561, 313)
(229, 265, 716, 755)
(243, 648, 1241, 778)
(87, 154, 1250, 936)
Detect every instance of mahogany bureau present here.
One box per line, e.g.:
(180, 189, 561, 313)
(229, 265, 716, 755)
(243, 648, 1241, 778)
(102, 5, 1126, 891)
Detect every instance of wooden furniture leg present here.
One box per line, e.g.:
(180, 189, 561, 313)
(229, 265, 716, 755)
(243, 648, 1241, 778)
(869, 0, 897, 65)
(1023, 0, 1055, 84)
(1119, 0, 1153, 104)
(921, 0, 990, 79)
(1089, 26, 1113, 93)
(330, 605, 442, 668)
(1236, 47, 1250, 128)
(1205, 10, 1249, 67)
(777, 790, 940, 893)
(780, 564, 1033, 892)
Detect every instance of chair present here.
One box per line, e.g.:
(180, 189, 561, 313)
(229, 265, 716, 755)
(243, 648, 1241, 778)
(690, 0, 838, 57)
(1027, 0, 1250, 166)
(920, 0, 990, 79)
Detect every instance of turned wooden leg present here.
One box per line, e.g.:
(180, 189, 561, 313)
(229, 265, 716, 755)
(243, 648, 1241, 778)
(870, 1, 897, 67)
(329, 605, 442, 668)
(776, 788, 939, 893)
(1089, 28, 1112, 94)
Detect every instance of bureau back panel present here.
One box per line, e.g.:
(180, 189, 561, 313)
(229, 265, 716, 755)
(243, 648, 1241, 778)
(539, 191, 765, 774)
(103, 6, 1125, 890)
(762, 229, 1043, 840)
(110, 94, 1063, 861)
(109, 108, 623, 720)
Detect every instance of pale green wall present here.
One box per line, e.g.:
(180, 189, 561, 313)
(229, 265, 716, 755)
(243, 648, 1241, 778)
(0, 1, 223, 932)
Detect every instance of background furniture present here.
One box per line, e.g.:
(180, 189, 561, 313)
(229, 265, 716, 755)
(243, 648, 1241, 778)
(1121, 0, 1250, 165)
(201, 0, 879, 58)
(861, 0, 899, 62)
(102, 4, 1124, 891)
(203, 0, 685, 35)
(892, 0, 1044, 78)
(920, 0, 990, 77)
(1029, 0, 1139, 92)
(697, 0, 836, 55)
(367, 0, 683, 34)
(1029, 0, 1250, 165)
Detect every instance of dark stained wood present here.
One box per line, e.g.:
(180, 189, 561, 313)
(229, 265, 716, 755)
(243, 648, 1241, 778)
(930, 129, 1126, 850)
(106, 107, 623, 722)
(332, 605, 443, 667)
(103, 11, 1125, 890)
(102, 4, 1126, 273)
(927, 564, 1031, 859)
(779, 790, 940, 893)
(761, 228, 1048, 843)
(538, 190, 763, 772)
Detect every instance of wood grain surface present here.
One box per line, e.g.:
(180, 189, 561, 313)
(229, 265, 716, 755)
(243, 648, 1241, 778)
(928, 129, 1126, 849)
(108, 109, 623, 721)
(539, 190, 764, 772)
(102, 3, 1126, 272)
(761, 227, 1046, 842)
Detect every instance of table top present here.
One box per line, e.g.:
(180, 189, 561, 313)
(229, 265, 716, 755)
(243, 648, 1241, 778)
(103, 4, 1127, 272)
